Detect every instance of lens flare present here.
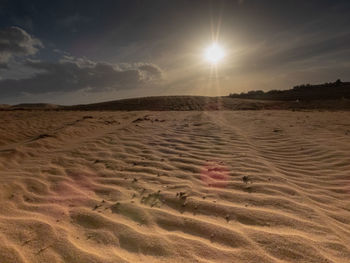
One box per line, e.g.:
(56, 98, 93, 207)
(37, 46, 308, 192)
(200, 160, 229, 188)
(204, 43, 225, 64)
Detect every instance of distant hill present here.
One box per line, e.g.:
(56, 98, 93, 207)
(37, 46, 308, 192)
(229, 80, 350, 101)
(9, 103, 60, 110)
(65, 96, 350, 111)
(65, 96, 273, 111)
(1, 89, 350, 112)
(0, 104, 10, 109)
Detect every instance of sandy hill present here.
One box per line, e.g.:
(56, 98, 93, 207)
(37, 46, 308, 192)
(66, 96, 350, 111)
(65, 96, 275, 111)
(0, 104, 10, 110)
(2, 96, 350, 111)
(10, 103, 60, 110)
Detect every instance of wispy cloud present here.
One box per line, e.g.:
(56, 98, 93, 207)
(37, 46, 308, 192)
(0, 26, 43, 68)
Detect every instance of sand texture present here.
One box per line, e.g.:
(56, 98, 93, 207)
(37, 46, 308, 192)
(0, 110, 350, 263)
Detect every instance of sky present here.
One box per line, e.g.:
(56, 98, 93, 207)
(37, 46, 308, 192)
(0, 0, 349, 105)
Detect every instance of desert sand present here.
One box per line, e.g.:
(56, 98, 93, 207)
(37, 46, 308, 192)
(1, 110, 350, 263)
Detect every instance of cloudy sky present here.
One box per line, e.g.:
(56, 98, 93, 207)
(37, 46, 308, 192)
(0, 0, 349, 105)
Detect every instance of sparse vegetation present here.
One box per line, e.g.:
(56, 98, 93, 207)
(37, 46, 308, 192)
(229, 80, 350, 101)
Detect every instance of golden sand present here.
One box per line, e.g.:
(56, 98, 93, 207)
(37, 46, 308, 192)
(0, 110, 349, 262)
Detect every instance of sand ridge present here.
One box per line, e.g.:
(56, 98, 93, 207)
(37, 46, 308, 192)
(0, 110, 350, 262)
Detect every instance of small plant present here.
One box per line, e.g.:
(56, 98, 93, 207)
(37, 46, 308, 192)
(242, 175, 249, 184)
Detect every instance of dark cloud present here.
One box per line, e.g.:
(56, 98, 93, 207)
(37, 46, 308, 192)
(0, 58, 163, 97)
(0, 26, 43, 67)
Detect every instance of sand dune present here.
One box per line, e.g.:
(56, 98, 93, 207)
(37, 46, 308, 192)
(3, 96, 350, 111)
(1, 110, 350, 262)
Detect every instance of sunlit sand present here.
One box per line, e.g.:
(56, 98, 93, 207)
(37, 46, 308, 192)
(1, 108, 350, 262)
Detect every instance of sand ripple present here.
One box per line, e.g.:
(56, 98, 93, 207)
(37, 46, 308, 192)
(0, 110, 350, 262)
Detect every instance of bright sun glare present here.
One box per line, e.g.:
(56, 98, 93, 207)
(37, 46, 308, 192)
(204, 43, 225, 65)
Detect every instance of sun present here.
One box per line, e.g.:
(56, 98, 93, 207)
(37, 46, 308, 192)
(204, 43, 225, 65)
